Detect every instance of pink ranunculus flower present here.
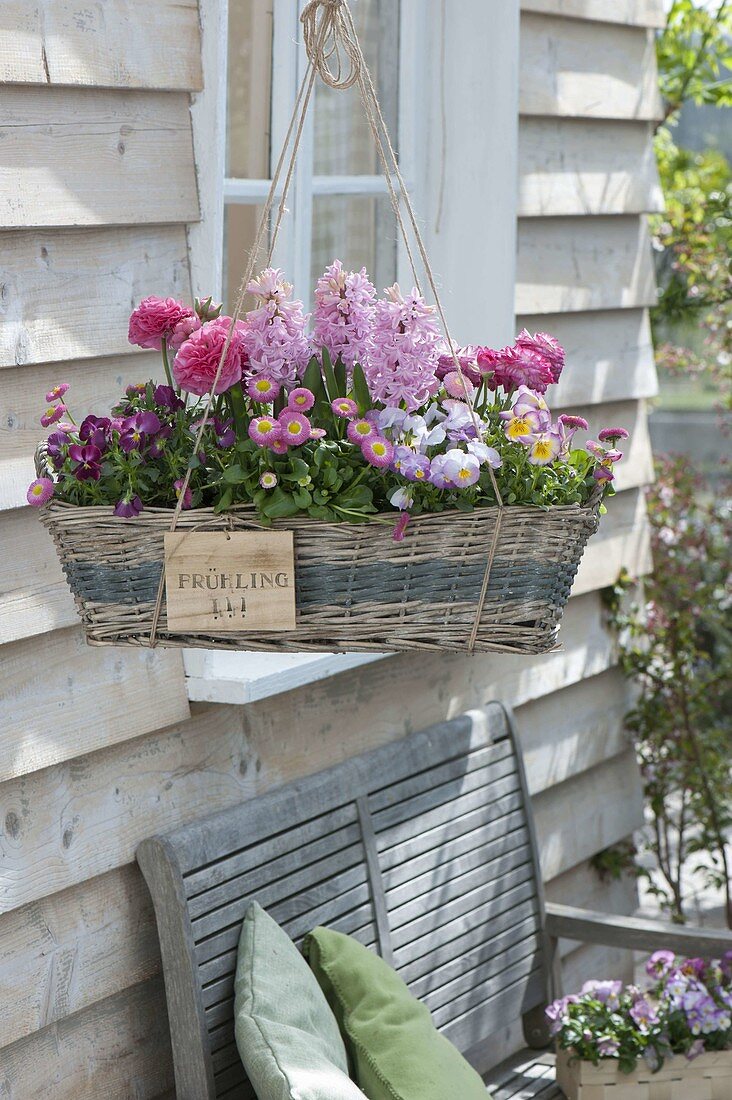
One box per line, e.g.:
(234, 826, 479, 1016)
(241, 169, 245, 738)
(128, 296, 195, 351)
(170, 313, 202, 351)
(173, 319, 244, 396)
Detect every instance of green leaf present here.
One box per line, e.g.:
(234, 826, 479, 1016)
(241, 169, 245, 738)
(308, 504, 337, 521)
(214, 487, 233, 513)
(222, 464, 246, 484)
(260, 487, 301, 519)
(352, 362, 371, 414)
(293, 488, 312, 508)
(333, 484, 374, 510)
(334, 357, 347, 398)
(289, 457, 310, 479)
(321, 347, 338, 402)
(302, 356, 328, 405)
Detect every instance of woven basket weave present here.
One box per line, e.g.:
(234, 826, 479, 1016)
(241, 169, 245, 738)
(36, 446, 600, 653)
(556, 1048, 732, 1100)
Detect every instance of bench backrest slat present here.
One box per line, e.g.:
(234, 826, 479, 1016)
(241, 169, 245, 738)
(137, 702, 549, 1099)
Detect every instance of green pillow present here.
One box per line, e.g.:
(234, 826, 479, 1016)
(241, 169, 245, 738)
(303, 927, 488, 1100)
(234, 902, 365, 1100)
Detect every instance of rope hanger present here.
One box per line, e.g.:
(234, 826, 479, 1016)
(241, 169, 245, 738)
(150, 0, 503, 650)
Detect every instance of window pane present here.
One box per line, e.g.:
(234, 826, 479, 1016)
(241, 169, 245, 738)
(313, 0, 400, 175)
(224, 205, 264, 311)
(227, 0, 273, 178)
(311, 195, 397, 291)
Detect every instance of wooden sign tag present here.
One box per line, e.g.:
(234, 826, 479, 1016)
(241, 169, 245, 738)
(163, 531, 296, 633)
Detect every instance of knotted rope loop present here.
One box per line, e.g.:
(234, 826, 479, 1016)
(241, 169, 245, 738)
(301, 0, 361, 89)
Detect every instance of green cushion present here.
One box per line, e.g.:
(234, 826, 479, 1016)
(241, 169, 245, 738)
(303, 927, 489, 1100)
(234, 903, 365, 1100)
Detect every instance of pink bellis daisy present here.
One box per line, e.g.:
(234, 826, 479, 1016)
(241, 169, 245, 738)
(249, 416, 283, 447)
(347, 418, 375, 444)
(41, 403, 66, 428)
(331, 397, 358, 419)
(442, 371, 476, 400)
(278, 409, 311, 446)
(45, 383, 69, 403)
(288, 387, 315, 412)
(259, 471, 278, 490)
(26, 477, 54, 506)
(598, 427, 629, 444)
(246, 376, 281, 403)
(362, 435, 394, 468)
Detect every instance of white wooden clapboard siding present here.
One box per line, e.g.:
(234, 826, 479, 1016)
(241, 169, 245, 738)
(516, 216, 657, 316)
(519, 309, 657, 408)
(0, 88, 199, 228)
(0, 626, 190, 783)
(520, 13, 663, 121)
(0, 864, 161, 1050)
(0, 666, 634, 1049)
(0, 977, 174, 1100)
(0, 226, 191, 368)
(521, 0, 666, 28)
(519, 118, 663, 216)
(0, 1, 202, 91)
(0, 630, 636, 916)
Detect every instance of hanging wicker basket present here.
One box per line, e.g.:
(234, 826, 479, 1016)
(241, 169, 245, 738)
(36, 445, 600, 654)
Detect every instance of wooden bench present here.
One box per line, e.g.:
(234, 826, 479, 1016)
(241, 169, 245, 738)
(137, 703, 732, 1099)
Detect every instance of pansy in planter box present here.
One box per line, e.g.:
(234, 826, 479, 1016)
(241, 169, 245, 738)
(548, 950, 732, 1089)
(30, 261, 628, 654)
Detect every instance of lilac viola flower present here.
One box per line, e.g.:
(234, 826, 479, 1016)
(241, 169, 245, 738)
(68, 443, 102, 481)
(428, 453, 453, 489)
(401, 452, 431, 483)
(597, 1037, 620, 1058)
(630, 998, 656, 1031)
(443, 449, 480, 488)
(114, 495, 143, 518)
(467, 440, 502, 469)
(647, 950, 673, 976)
(119, 411, 162, 452)
(581, 980, 623, 1008)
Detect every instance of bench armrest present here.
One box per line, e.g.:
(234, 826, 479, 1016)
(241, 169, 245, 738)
(545, 901, 732, 957)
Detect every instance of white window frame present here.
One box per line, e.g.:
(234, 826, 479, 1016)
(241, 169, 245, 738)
(186, 0, 519, 704)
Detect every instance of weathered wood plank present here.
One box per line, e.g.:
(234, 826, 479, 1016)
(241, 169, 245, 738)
(0, 351, 162, 512)
(562, 942, 634, 994)
(520, 0, 666, 28)
(0, 865, 159, 1049)
(534, 749, 645, 881)
(547, 855, 639, 959)
(546, 902, 732, 956)
(574, 487, 651, 596)
(0, 1, 202, 90)
(516, 309, 658, 408)
(518, 118, 663, 216)
(520, 14, 663, 120)
(0, 87, 199, 228)
(0, 507, 76, 643)
(519, 668, 631, 797)
(0, 978, 174, 1100)
(0, 592, 616, 914)
(516, 216, 657, 315)
(0, 225, 191, 368)
(0, 626, 190, 784)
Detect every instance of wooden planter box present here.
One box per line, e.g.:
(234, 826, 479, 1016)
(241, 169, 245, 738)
(556, 1048, 732, 1100)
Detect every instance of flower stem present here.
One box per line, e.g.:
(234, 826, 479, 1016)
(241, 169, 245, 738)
(161, 341, 174, 390)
